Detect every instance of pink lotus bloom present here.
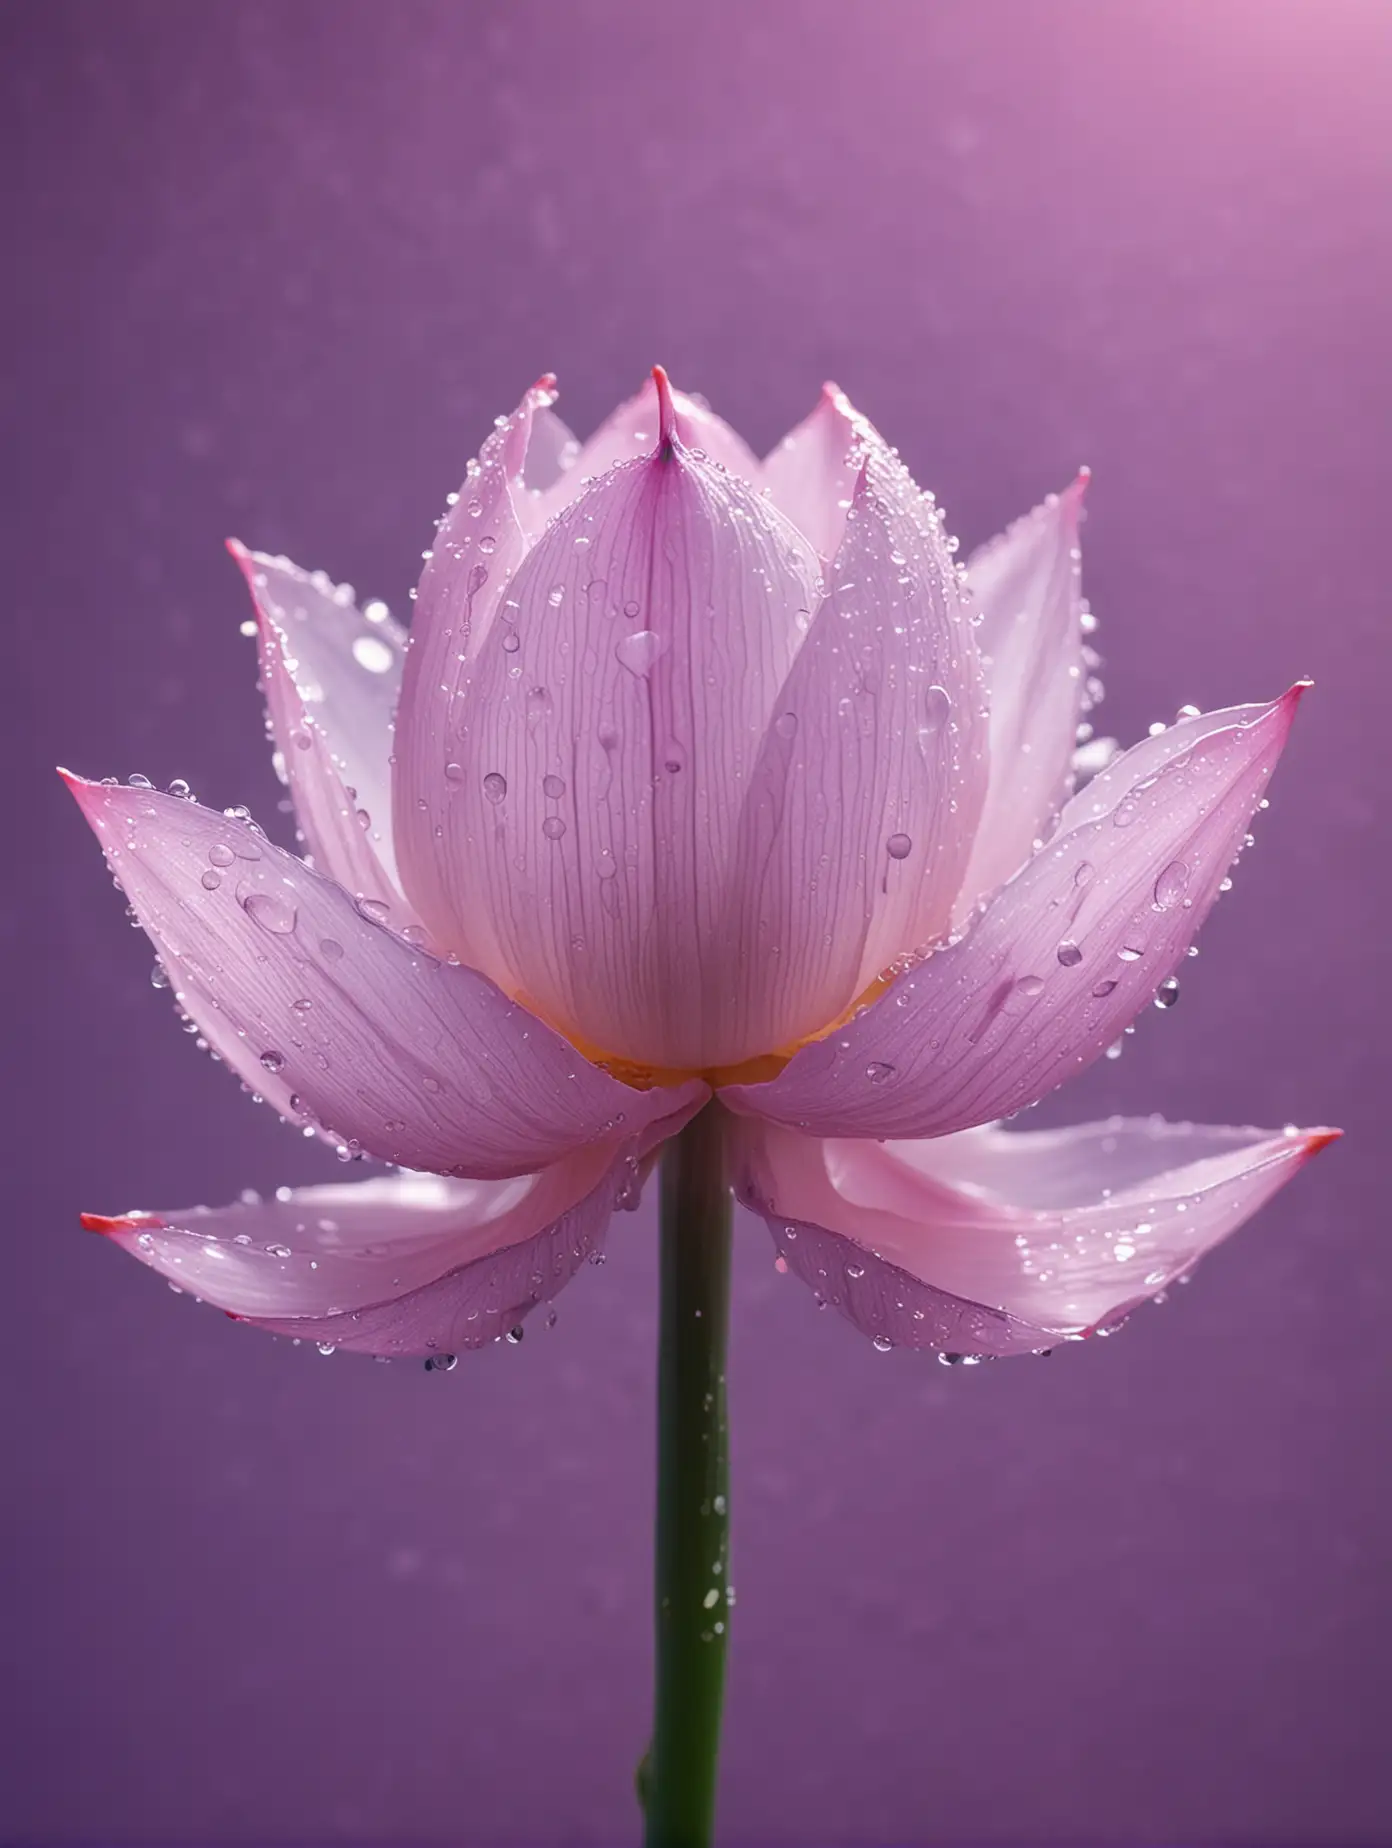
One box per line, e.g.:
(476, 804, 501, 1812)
(67, 369, 1336, 1360)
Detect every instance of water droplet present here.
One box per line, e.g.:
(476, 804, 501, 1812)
(444, 762, 465, 784)
(316, 1342, 337, 1356)
(1154, 976, 1180, 1009)
(483, 771, 508, 804)
(1056, 939, 1083, 967)
(352, 635, 394, 674)
(208, 842, 235, 868)
(886, 833, 913, 860)
(167, 778, 192, 799)
(150, 962, 169, 989)
(501, 627, 521, 653)
(478, 535, 497, 556)
(356, 897, 390, 924)
(774, 711, 798, 740)
(1112, 799, 1140, 828)
(241, 890, 298, 934)
(866, 1060, 896, 1083)
(547, 585, 565, 608)
(425, 1352, 458, 1372)
(542, 815, 567, 840)
(1105, 1038, 1125, 1060)
(616, 629, 665, 677)
(505, 1325, 524, 1345)
(1015, 974, 1045, 997)
(872, 1334, 893, 1353)
(846, 1263, 866, 1280)
(128, 773, 152, 788)
(259, 1050, 285, 1073)
(1091, 978, 1118, 997)
(921, 683, 951, 730)
(542, 774, 566, 798)
(622, 598, 641, 618)
(265, 1243, 292, 1259)
(200, 869, 222, 891)
(1153, 860, 1190, 910)
(1074, 861, 1096, 888)
(1117, 945, 1144, 962)
(320, 938, 344, 961)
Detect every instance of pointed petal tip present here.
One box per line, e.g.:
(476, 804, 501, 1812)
(651, 364, 677, 445)
(81, 1210, 163, 1235)
(1303, 1127, 1342, 1157)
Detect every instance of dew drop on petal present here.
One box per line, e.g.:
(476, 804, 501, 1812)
(921, 683, 952, 731)
(483, 771, 508, 804)
(542, 774, 566, 798)
(885, 833, 913, 860)
(616, 629, 665, 677)
(866, 1061, 896, 1083)
(241, 889, 298, 935)
(444, 762, 465, 784)
(1091, 978, 1119, 998)
(1154, 976, 1181, 1009)
(1056, 940, 1083, 967)
(259, 1050, 285, 1073)
(542, 815, 567, 840)
(1153, 860, 1190, 910)
(200, 869, 222, 891)
(320, 938, 344, 961)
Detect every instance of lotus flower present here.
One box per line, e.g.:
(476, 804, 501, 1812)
(66, 368, 1336, 1361)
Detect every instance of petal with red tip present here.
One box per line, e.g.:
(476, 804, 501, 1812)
(540, 371, 761, 518)
(954, 476, 1091, 922)
(228, 544, 417, 927)
(411, 386, 825, 1072)
(65, 776, 706, 1176)
(392, 377, 565, 979)
(732, 1114, 1338, 1353)
(721, 438, 989, 1062)
(87, 1103, 697, 1356)
(724, 691, 1303, 1138)
(760, 383, 866, 562)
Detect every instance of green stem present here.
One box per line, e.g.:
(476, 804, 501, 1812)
(642, 1101, 733, 1848)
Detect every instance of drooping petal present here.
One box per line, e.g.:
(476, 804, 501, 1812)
(760, 383, 864, 562)
(732, 1114, 1338, 1354)
(83, 1103, 695, 1356)
(725, 689, 1304, 1137)
(540, 372, 762, 519)
(392, 377, 563, 979)
(720, 437, 989, 1063)
(953, 476, 1091, 923)
(414, 371, 826, 1074)
(65, 776, 706, 1176)
(228, 543, 416, 925)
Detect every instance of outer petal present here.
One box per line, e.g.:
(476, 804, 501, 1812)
(540, 372, 762, 518)
(760, 383, 864, 562)
(65, 777, 706, 1176)
(228, 543, 416, 925)
(85, 1104, 696, 1356)
(418, 378, 825, 1073)
(954, 476, 1090, 923)
(733, 1115, 1338, 1353)
(721, 438, 989, 1062)
(725, 689, 1303, 1138)
(392, 377, 563, 980)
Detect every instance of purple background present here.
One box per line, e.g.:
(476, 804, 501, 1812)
(5, 1, 1389, 1841)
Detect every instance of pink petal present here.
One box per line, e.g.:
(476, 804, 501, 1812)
(724, 689, 1304, 1138)
(954, 475, 1090, 924)
(228, 543, 417, 928)
(392, 377, 563, 981)
(539, 371, 761, 519)
(732, 1114, 1338, 1353)
(411, 371, 825, 1073)
(85, 1104, 696, 1356)
(65, 776, 706, 1176)
(522, 402, 580, 493)
(760, 382, 864, 562)
(722, 440, 989, 1063)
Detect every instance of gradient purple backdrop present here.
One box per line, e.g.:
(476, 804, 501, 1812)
(4, 1, 1389, 1842)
